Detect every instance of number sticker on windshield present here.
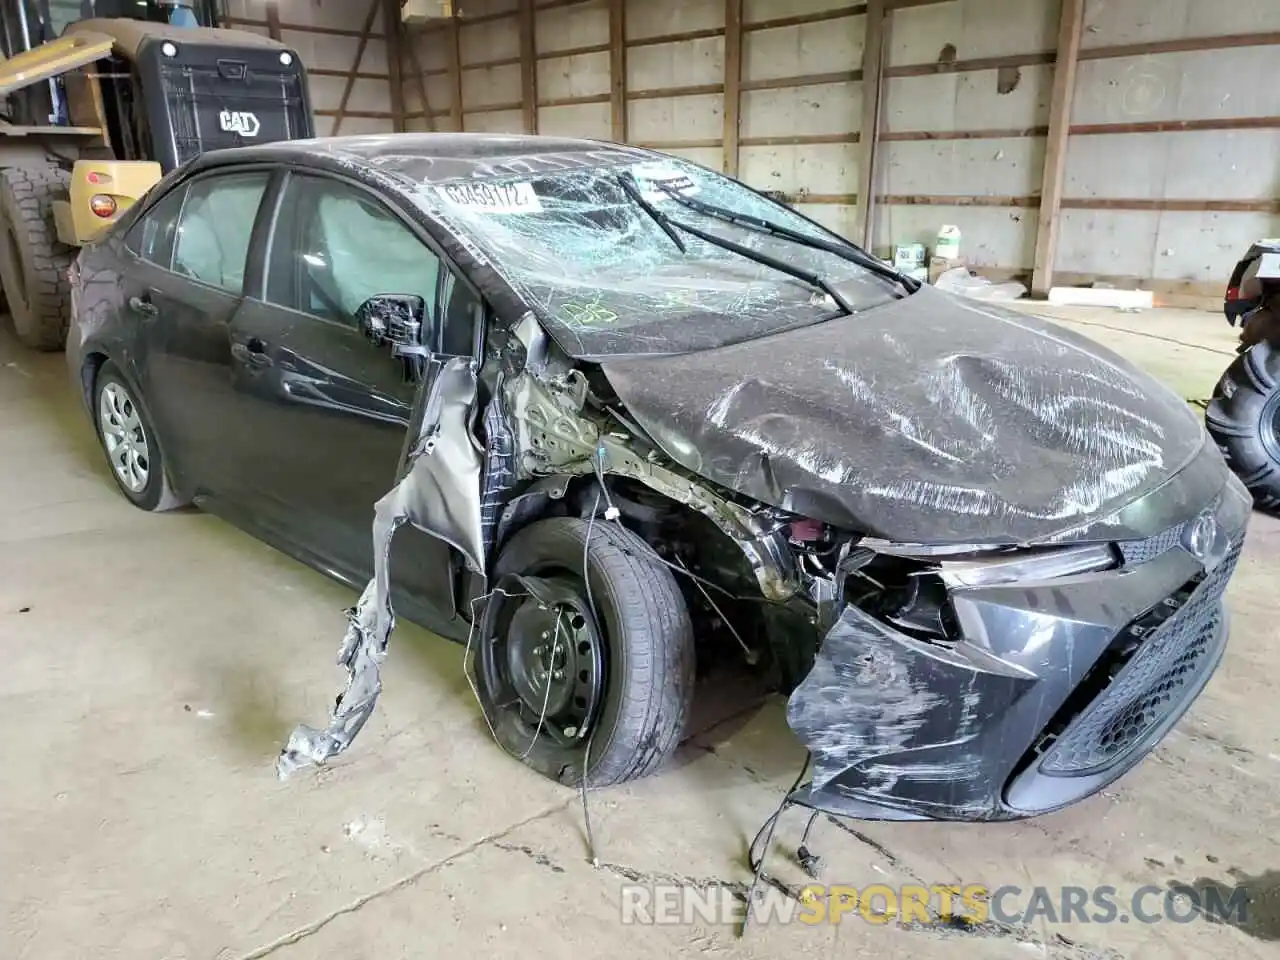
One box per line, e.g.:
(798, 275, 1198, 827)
(632, 163, 699, 204)
(435, 181, 543, 213)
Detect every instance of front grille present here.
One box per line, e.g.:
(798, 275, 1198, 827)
(1039, 541, 1241, 776)
(1116, 520, 1190, 565)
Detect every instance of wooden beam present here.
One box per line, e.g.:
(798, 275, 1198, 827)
(1031, 0, 1084, 297)
(448, 15, 464, 131)
(384, 0, 406, 132)
(852, 0, 889, 249)
(609, 0, 627, 141)
(265, 5, 282, 40)
(331, 0, 382, 136)
(404, 27, 437, 131)
(723, 0, 743, 176)
(520, 0, 539, 133)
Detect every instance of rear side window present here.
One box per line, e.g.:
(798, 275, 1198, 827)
(171, 171, 269, 294)
(126, 184, 187, 268)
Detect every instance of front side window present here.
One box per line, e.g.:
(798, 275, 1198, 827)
(418, 156, 904, 356)
(171, 171, 269, 294)
(266, 174, 452, 339)
(126, 182, 187, 268)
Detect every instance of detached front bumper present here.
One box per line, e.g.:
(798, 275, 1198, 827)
(784, 476, 1251, 822)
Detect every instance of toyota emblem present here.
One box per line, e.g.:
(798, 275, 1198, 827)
(1183, 511, 1217, 561)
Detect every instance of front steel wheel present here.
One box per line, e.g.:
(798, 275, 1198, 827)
(471, 516, 695, 787)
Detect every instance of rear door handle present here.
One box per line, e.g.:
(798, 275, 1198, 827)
(128, 295, 158, 317)
(231, 337, 274, 368)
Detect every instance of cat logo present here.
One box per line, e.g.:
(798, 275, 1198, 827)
(218, 110, 261, 137)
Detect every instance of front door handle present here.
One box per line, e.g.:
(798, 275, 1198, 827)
(231, 337, 273, 368)
(128, 294, 158, 317)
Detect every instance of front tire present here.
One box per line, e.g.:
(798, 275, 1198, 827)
(1206, 339, 1280, 511)
(92, 362, 186, 512)
(473, 516, 695, 787)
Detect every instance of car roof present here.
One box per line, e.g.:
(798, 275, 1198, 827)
(189, 133, 660, 185)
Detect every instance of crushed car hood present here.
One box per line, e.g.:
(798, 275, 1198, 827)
(601, 287, 1208, 545)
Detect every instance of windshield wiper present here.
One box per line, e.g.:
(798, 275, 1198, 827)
(652, 181, 916, 292)
(664, 212, 856, 315)
(617, 173, 686, 253)
(616, 174, 854, 314)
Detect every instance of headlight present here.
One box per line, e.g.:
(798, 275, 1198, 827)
(859, 537, 1118, 588)
(934, 544, 1117, 588)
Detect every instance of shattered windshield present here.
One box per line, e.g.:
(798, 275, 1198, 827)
(415, 157, 903, 357)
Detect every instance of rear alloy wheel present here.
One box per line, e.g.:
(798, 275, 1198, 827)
(0, 165, 75, 351)
(1206, 339, 1280, 511)
(93, 362, 186, 512)
(474, 516, 695, 787)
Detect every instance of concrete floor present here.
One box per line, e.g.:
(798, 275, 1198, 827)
(2, 304, 1279, 960)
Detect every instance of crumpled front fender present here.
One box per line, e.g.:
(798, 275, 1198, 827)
(785, 604, 1034, 821)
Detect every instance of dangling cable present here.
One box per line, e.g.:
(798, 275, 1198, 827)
(796, 809, 822, 879)
(580, 722, 600, 868)
(742, 752, 811, 935)
(520, 611, 565, 760)
(464, 585, 528, 745)
(579, 487, 605, 866)
(672, 553, 756, 664)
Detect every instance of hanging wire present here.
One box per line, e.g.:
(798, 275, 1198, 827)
(742, 752, 812, 935)
(519, 610, 565, 760)
(463, 585, 529, 744)
(672, 553, 756, 663)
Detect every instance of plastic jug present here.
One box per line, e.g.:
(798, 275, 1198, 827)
(936, 225, 962, 260)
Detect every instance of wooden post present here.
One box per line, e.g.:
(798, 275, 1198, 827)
(853, 0, 889, 251)
(265, 5, 282, 40)
(384, 0, 406, 132)
(1031, 0, 1085, 297)
(448, 15, 464, 131)
(520, 0, 538, 134)
(723, 0, 742, 176)
(331, 0, 381, 136)
(608, 0, 627, 141)
(404, 29, 437, 131)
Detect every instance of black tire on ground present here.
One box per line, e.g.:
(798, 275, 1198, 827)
(480, 516, 696, 787)
(0, 165, 75, 351)
(92, 361, 187, 512)
(1206, 339, 1280, 511)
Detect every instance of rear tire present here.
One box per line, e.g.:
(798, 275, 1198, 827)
(0, 165, 74, 351)
(1206, 339, 1280, 511)
(474, 517, 695, 787)
(92, 362, 187, 512)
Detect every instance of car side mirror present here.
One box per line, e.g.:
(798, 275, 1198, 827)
(356, 294, 427, 355)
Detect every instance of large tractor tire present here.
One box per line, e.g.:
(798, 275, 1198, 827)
(1206, 338, 1280, 512)
(0, 165, 75, 351)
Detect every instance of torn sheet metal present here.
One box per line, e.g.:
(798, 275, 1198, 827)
(277, 357, 484, 778)
(602, 285, 1207, 546)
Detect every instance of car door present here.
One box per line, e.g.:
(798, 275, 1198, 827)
(124, 168, 273, 496)
(224, 170, 482, 621)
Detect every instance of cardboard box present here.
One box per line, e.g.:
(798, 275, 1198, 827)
(893, 243, 928, 270)
(929, 255, 967, 285)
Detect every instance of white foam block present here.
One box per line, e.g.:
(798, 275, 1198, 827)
(1047, 286, 1155, 310)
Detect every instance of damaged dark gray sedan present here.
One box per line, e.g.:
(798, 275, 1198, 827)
(68, 133, 1251, 822)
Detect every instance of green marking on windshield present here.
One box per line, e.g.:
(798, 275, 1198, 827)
(558, 301, 620, 328)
